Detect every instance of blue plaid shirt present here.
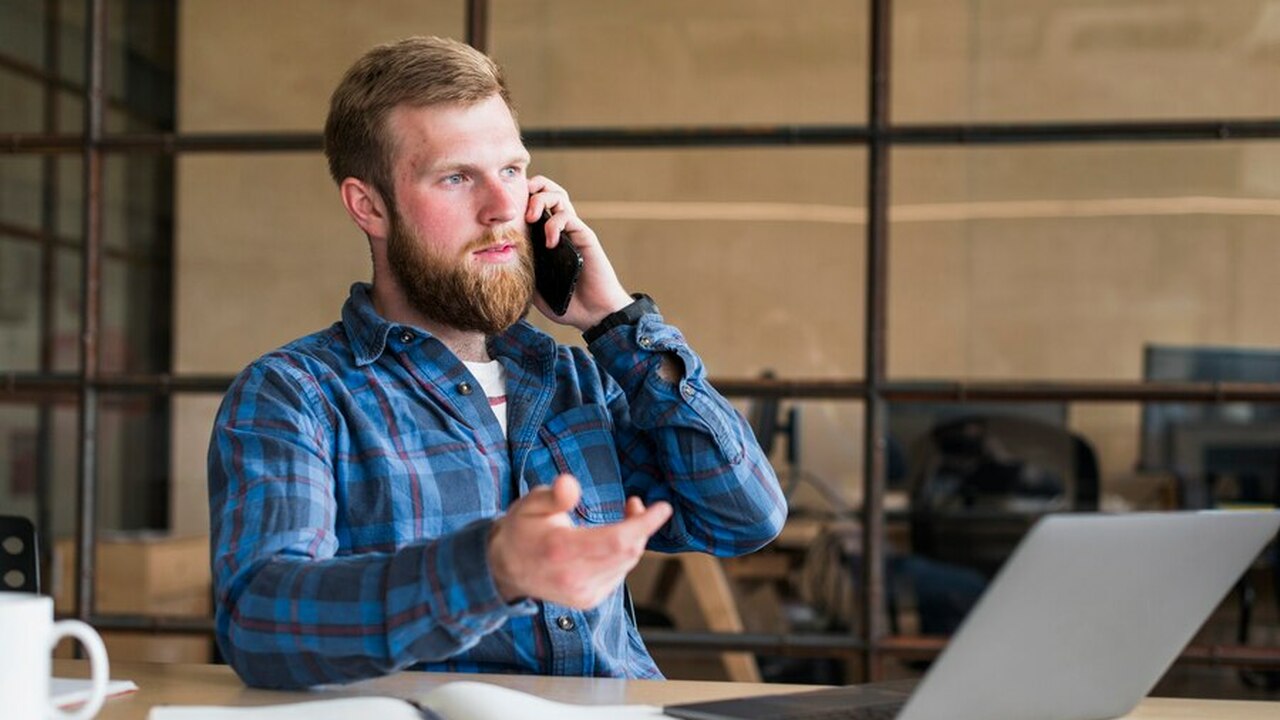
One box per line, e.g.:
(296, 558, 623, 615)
(208, 283, 786, 689)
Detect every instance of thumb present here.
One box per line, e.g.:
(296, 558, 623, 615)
(514, 474, 581, 517)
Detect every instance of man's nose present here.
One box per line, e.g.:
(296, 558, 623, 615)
(480, 175, 522, 226)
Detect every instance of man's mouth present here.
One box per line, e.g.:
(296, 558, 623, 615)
(473, 242, 518, 262)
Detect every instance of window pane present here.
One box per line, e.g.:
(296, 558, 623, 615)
(0, 404, 42, 523)
(103, 155, 172, 255)
(53, 247, 80, 372)
(895, 0, 1280, 123)
(533, 147, 868, 378)
(177, 0, 464, 132)
(0, 1, 45, 70)
(0, 156, 45, 230)
(492, 0, 870, 127)
(0, 238, 42, 371)
(0, 72, 45, 134)
(102, 255, 168, 375)
(0, 398, 169, 536)
(888, 142, 1280, 381)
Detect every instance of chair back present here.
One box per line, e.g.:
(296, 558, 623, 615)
(0, 515, 39, 593)
(908, 415, 1100, 577)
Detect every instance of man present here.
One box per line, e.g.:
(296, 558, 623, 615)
(208, 36, 786, 689)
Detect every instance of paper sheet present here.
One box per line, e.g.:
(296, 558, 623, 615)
(51, 677, 140, 708)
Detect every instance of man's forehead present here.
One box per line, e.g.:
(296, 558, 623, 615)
(387, 99, 526, 169)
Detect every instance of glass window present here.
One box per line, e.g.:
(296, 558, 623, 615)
(895, 0, 1280, 123)
(888, 142, 1280, 381)
(0, 238, 41, 372)
(177, 0, 464, 132)
(531, 147, 868, 377)
(491, 0, 869, 127)
(0, 1, 46, 71)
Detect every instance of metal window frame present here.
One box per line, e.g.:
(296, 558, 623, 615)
(2, 0, 1279, 680)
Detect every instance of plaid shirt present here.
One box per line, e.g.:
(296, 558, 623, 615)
(208, 283, 786, 689)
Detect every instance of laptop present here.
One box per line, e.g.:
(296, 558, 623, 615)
(665, 510, 1280, 720)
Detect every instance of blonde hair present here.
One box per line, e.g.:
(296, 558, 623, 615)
(323, 36, 512, 206)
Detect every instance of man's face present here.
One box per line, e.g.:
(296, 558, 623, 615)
(382, 95, 534, 334)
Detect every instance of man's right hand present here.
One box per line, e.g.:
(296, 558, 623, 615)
(487, 474, 673, 609)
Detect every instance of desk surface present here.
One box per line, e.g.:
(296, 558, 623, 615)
(57, 660, 1279, 720)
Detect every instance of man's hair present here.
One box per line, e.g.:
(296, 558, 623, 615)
(323, 36, 512, 208)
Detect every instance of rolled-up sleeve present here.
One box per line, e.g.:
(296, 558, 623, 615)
(586, 314, 787, 556)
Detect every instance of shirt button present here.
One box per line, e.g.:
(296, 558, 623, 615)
(399, 331, 414, 344)
(556, 615, 576, 632)
(458, 381, 473, 396)
(638, 336, 653, 349)
(681, 383, 696, 400)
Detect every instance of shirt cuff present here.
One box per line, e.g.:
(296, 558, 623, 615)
(415, 518, 537, 644)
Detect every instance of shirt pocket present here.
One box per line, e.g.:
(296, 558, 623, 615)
(537, 404, 626, 525)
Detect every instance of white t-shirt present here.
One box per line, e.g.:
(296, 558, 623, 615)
(463, 359, 509, 437)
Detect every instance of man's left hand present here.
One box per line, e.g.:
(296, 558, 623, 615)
(525, 176, 634, 331)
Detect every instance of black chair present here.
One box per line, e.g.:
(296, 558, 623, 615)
(1, 515, 40, 593)
(907, 414, 1100, 579)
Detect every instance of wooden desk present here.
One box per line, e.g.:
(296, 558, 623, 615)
(56, 660, 1280, 720)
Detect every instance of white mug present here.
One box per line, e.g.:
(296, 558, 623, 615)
(0, 593, 109, 720)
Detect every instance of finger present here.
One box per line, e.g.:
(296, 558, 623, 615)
(539, 199, 578, 249)
(551, 474, 581, 512)
(627, 500, 673, 538)
(571, 503, 672, 562)
(524, 192, 553, 227)
(624, 496, 645, 519)
(527, 175, 565, 196)
(513, 474, 580, 517)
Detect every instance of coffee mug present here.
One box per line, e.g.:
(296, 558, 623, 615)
(0, 593, 109, 720)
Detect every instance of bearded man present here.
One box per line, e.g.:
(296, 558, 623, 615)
(207, 36, 786, 690)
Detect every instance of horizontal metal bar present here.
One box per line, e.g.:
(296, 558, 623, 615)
(0, 220, 167, 266)
(524, 125, 873, 148)
(6, 374, 1280, 404)
(642, 629, 865, 656)
(1, 373, 233, 396)
(2, 132, 321, 154)
(640, 630, 1280, 668)
(81, 614, 213, 633)
(5, 118, 1280, 155)
(895, 119, 1280, 145)
(881, 380, 1280, 403)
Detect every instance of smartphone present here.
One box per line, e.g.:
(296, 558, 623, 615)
(529, 210, 583, 316)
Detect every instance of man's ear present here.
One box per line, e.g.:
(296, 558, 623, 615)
(340, 177, 391, 240)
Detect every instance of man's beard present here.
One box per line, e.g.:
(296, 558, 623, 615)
(386, 212, 534, 335)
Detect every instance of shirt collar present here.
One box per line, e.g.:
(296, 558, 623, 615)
(340, 282, 558, 368)
(341, 282, 395, 367)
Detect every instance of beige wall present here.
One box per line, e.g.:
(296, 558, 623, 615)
(173, 0, 1280, 533)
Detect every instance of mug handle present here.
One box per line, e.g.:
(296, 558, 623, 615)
(47, 620, 109, 720)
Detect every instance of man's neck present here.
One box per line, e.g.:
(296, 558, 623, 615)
(370, 275, 491, 363)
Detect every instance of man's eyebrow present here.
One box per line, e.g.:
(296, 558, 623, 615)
(419, 153, 531, 176)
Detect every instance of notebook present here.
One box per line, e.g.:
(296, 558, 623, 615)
(665, 510, 1280, 720)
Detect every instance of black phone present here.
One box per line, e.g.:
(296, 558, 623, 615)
(529, 210, 583, 316)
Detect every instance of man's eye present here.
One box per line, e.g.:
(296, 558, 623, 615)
(501, 166, 522, 178)
(443, 173, 465, 185)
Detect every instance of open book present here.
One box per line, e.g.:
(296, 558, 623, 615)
(149, 681, 668, 720)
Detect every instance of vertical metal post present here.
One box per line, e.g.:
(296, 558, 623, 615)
(860, 0, 893, 682)
(465, 0, 490, 53)
(74, 0, 106, 622)
(36, 0, 62, 596)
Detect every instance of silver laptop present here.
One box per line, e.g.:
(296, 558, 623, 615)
(665, 510, 1280, 720)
